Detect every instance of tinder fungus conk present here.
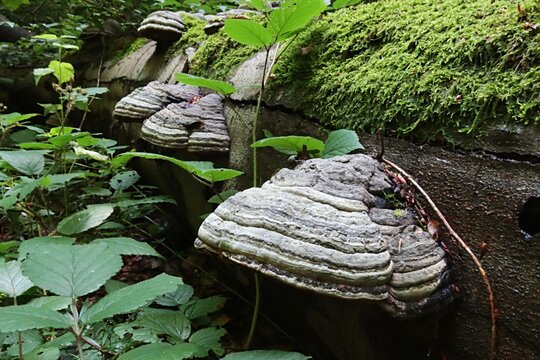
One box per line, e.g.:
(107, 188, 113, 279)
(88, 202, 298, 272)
(137, 11, 186, 43)
(141, 93, 230, 152)
(195, 154, 455, 317)
(113, 81, 200, 122)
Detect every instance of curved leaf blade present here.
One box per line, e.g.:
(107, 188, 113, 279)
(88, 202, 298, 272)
(224, 19, 273, 48)
(57, 204, 114, 235)
(0, 259, 33, 297)
(92, 237, 162, 258)
(251, 136, 324, 156)
(221, 350, 311, 360)
(321, 129, 364, 159)
(175, 74, 236, 95)
(0, 305, 71, 332)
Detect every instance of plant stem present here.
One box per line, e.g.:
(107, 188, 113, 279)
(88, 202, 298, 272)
(380, 157, 497, 360)
(14, 297, 23, 360)
(244, 272, 261, 349)
(71, 301, 85, 360)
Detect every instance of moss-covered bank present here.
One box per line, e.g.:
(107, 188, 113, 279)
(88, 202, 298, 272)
(267, 0, 539, 140)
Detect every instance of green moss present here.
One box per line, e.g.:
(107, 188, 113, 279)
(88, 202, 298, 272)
(165, 15, 207, 60)
(271, 0, 540, 140)
(189, 29, 258, 80)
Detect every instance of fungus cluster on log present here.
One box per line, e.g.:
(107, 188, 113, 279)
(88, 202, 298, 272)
(113, 81, 230, 153)
(196, 154, 455, 317)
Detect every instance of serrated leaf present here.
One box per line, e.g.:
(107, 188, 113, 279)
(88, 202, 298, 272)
(48, 61, 74, 84)
(22, 243, 122, 298)
(0, 305, 71, 332)
(33, 68, 54, 85)
(188, 327, 226, 357)
(57, 204, 114, 235)
(251, 136, 324, 156)
(182, 296, 225, 320)
(0, 112, 39, 126)
(197, 168, 243, 183)
(82, 274, 182, 324)
(25, 346, 60, 360)
(18, 236, 76, 261)
(136, 309, 191, 340)
(0, 150, 48, 175)
(0, 259, 33, 297)
(155, 284, 194, 307)
(111, 152, 212, 174)
(224, 19, 273, 48)
(175, 74, 235, 95)
(321, 129, 364, 159)
(110, 170, 140, 190)
(267, 0, 326, 41)
(27, 296, 71, 311)
(92, 237, 162, 258)
(221, 350, 311, 360)
(6, 329, 42, 356)
(117, 342, 195, 360)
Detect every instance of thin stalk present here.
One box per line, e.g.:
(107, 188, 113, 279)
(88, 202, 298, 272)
(244, 273, 261, 349)
(14, 297, 23, 360)
(381, 157, 497, 360)
(70, 301, 85, 360)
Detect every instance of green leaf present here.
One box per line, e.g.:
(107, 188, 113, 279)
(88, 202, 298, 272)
(0, 240, 19, 254)
(5, 329, 42, 356)
(196, 168, 243, 183)
(40, 172, 90, 189)
(117, 342, 195, 360)
(32, 34, 58, 41)
(111, 195, 176, 208)
(0, 150, 48, 175)
(33, 68, 54, 85)
(92, 237, 162, 258)
(224, 19, 273, 48)
(110, 170, 140, 190)
(82, 273, 182, 324)
(104, 279, 127, 293)
(154, 284, 194, 307)
(136, 309, 191, 340)
(182, 296, 225, 320)
(0, 259, 33, 297)
(18, 236, 76, 261)
(175, 73, 235, 95)
(48, 61, 74, 84)
(188, 327, 226, 357)
(111, 152, 211, 174)
(208, 190, 238, 204)
(251, 136, 324, 156)
(57, 204, 115, 235)
(221, 351, 311, 360)
(27, 296, 71, 311)
(22, 243, 122, 298)
(248, 0, 265, 11)
(25, 346, 60, 360)
(0, 305, 71, 332)
(0, 112, 39, 127)
(267, 0, 326, 42)
(0, 178, 42, 211)
(2, 0, 30, 10)
(321, 129, 364, 159)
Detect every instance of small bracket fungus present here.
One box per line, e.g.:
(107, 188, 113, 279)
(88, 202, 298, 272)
(141, 93, 230, 152)
(137, 11, 186, 43)
(113, 81, 200, 123)
(195, 154, 455, 317)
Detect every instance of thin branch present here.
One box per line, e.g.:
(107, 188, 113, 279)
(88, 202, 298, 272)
(380, 156, 497, 360)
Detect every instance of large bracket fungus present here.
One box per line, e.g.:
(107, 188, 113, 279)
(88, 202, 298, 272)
(141, 93, 230, 152)
(112, 81, 200, 122)
(137, 10, 186, 43)
(196, 154, 455, 317)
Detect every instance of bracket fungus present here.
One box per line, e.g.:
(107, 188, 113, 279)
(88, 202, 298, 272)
(195, 154, 455, 317)
(137, 11, 186, 43)
(113, 81, 200, 123)
(141, 93, 230, 152)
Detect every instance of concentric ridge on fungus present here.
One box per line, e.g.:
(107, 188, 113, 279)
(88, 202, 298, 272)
(137, 10, 186, 43)
(195, 154, 455, 317)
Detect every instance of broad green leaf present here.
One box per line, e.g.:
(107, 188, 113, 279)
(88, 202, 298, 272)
(83, 187, 113, 197)
(33, 68, 54, 85)
(82, 273, 182, 324)
(114, 323, 160, 343)
(0, 150, 48, 175)
(110, 170, 140, 190)
(104, 279, 127, 293)
(224, 19, 273, 48)
(92, 237, 162, 257)
(56, 204, 115, 235)
(0, 178, 41, 211)
(136, 309, 191, 340)
(267, 0, 326, 42)
(248, 0, 265, 11)
(111, 195, 176, 208)
(25, 346, 60, 360)
(0, 305, 71, 332)
(188, 327, 226, 357)
(321, 129, 364, 158)
(0, 259, 33, 297)
(0, 240, 19, 253)
(22, 243, 122, 298)
(83, 87, 109, 96)
(111, 152, 211, 174)
(9, 129, 38, 144)
(40, 172, 90, 189)
(48, 131, 91, 147)
(5, 329, 42, 356)
(18, 142, 57, 150)
(73, 145, 109, 162)
(48, 61, 74, 84)
(181, 295, 225, 320)
(18, 236, 76, 261)
(155, 284, 194, 307)
(251, 136, 324, 156)
(0, 112, 39, 127)
(208, 190, 238, 204)
(27, 296, 71, 311)
(197, 168, 243, 183)
(175, 73, 236, 95)
(221, 350, 311, 360)
(117, 342, 195, 360)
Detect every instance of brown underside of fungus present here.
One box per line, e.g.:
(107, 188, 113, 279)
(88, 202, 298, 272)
(113, 81, 200, 122)
(137, 11, 186, 43)
(141, 93, 230, 152)
(195, 154, 455, 318)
